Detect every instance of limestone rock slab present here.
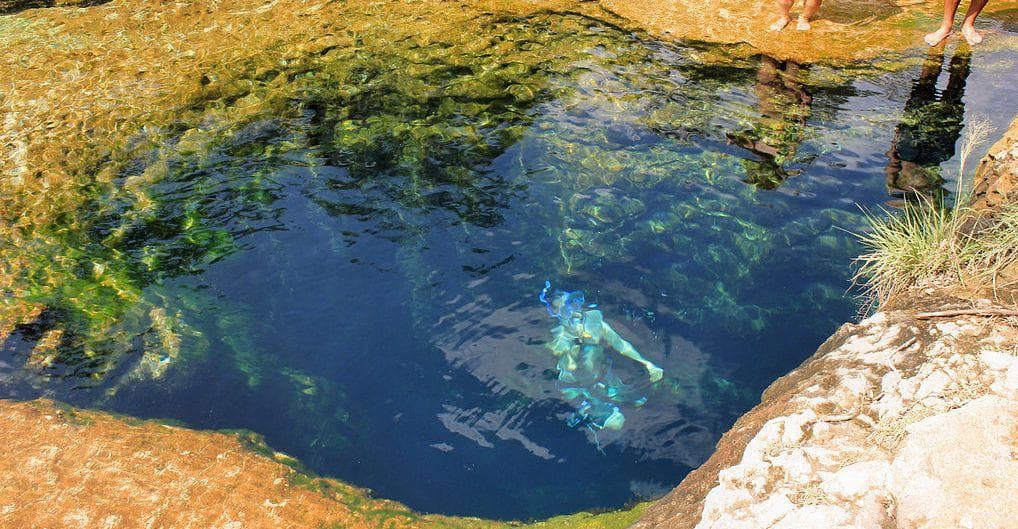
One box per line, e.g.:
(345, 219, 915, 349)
(889, 396, 1018, 529)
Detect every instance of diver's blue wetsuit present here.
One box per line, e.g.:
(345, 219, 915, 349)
(541, 283, 662, 431)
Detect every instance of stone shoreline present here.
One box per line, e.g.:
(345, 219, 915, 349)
(601, 0, 1018, 62)
(0, 398, 648, 529)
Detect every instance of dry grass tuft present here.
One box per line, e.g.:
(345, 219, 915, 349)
(867, 403, 938, 450)
(790, 482, 830, 506)
(957, 119, 995, 194)
(853, 197, 968, 308)
(853, 118, 1018, 308)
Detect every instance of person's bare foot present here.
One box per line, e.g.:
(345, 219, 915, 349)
(769, 17, 791, 31)
(961, 25, 983, 45)
(924, 26, 953, 46)
(796, 15, 811, 30)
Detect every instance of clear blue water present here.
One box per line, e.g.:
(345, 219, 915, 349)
(2, 13, 1017, 520)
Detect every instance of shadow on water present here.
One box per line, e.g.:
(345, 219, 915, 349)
(885, 46, 972, 204)
(2, 12, 1017, 520)
(727, 57, 815, 190)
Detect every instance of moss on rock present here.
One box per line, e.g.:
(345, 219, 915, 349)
(0, 398, 645, 529)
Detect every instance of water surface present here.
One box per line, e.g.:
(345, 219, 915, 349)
(2, 13, 1016, 520)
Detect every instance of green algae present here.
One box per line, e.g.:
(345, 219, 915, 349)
(233, 423, 648, 529)
(0, 8, 910, 521)
(1, 8, 890, 387)
(1, 0, 1012, 522)
(0, 20, 887, 485)
(517, 503, 649, 529)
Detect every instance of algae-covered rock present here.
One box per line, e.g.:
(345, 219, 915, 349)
(0, 397, 645, 529)
(0, 0, 104, 14)
(601, 0, 1017, 62)
(1, 0, 892, 388)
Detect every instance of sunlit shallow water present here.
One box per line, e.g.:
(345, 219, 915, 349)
(3, 12, 1017, 520)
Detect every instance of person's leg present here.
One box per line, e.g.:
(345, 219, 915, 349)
(769, 0, 794, 31)
(560, 387, 588, 401)
(961, 0, 990, 44)
(797, 0, 822, 30)
(925, 0, 962, 45)
(601, 407, 625, 431)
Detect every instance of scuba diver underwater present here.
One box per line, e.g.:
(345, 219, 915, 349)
(540, 281, 664, 433)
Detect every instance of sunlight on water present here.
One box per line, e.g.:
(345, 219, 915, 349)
(2, 12, 1016, 520)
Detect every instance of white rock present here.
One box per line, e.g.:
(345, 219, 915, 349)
(873, 395, 905, 420)
(856, 335, 907, 366)
(802, 445, 842, 471)
(819, 461, 889, 502)
(980, 349, 1016, 371)
(747, 493, 795, 527)
(841, 375, 869, 397)
(935, 321, 975, 336)
(854, 490, 892, 529)
(716, 464, 742, 489)
(809, 421, 831, 442)
(990, 362, 1018, 399)
(769, 448, 815, 485)
(717, 458, 771, 497)
(803, 387, 826, 399)
(889, 396, 1018, 529)
(860, 313, 888, 326)
(770, 505, 852, 529)
(896, 377, 918, 401)
(697, 515, 754, 529)
(744, 418, 785, 456)
(880, 370, 902, 395)
(834, 324, 901, 364)
(781, 410, 817, 446)
(831, 393, 861, 413)
(913, 370, 951, 402)
(697, 486, 755, 529)
(925, 341, 950, 359)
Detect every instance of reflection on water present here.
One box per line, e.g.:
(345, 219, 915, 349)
(886, 47, 971, 203)
(1, 13, 1016, 520)
(728, 57, 814, 190)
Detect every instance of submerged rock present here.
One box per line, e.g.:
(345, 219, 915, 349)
(0, 398, 648, 529)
